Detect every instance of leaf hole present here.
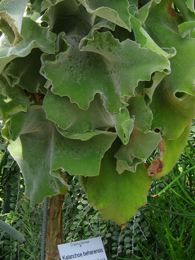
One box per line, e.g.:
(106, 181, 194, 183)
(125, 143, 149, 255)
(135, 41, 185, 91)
(41, 21, 49, 28)
(175, 92, 186, 99)
(154, 128, 160, 133)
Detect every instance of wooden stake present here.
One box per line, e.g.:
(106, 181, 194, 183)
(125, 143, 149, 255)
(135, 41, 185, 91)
(45, 194, 64, 260)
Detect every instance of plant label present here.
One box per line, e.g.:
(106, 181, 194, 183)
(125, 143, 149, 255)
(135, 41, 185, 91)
(58, 237, 108, 260)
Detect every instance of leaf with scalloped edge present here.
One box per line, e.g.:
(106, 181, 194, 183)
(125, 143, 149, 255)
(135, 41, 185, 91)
(43, 91, 133, 144)
(115, 129, 161, 174)
(114, 95, 161, 173)
(78, 0, 131, 31)
(0, 17, 56, 73)
(7, 106, 116, 204)
(42, 31, 170, 114)
(0, 0, 28, 44)
(43, 91, 114, 137)
(82, 146, 151, 225)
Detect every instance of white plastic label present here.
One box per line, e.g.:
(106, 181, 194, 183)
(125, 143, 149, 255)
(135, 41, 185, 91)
(58, 237, 108, 260)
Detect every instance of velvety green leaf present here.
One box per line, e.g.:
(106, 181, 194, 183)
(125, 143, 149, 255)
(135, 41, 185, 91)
(81, 31, 170, 100)
(43, 91, 114, 136)
(115, 129, 161, 174)
(43, 91, 133, 144)
(113, 108, 134, 145)
(2, 49, 46, 93)
(79, 0, 131, 31)
(0, 17, 56, 73)
(128, 96, 153, 132)
(8, 130, 68, 205)
(7, 106, 116, 204)
(151, 82, 195, 139)
(0, 0, 28, 43)
(42, 31, 170, 113)
(83, 147, 151, 225)
(57, 129, 110, 141)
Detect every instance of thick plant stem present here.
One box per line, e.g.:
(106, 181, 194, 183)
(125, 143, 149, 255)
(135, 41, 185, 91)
(45, 194, 64, 260)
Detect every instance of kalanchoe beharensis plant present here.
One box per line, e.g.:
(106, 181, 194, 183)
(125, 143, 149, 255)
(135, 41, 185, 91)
(0, 0, 194, 224)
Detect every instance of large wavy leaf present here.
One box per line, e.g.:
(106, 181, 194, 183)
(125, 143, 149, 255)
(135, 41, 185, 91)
(42, 31, 169, 113)
(83, 147, 151, 225)
(7, 106, 116, 204)
(43, 91, 133, 144)
(43, 91, 113, 133)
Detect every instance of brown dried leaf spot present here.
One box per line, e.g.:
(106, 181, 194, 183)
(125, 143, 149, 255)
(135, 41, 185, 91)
(147, 158, 163, 177)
